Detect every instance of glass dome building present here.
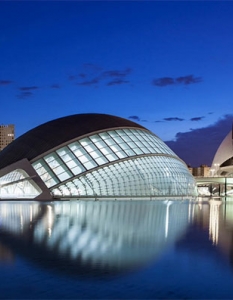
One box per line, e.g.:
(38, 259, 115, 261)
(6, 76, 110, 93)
(0, 113, 197, 200)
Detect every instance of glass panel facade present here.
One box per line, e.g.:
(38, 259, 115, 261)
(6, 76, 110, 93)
(51, 156, 196, 197)
(0, 169, 42, 198)
(31, 128, 196, 197)
(33, 159, 59, 188)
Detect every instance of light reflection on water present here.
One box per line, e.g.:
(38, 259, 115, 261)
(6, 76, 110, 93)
(0, 199, 233, 299)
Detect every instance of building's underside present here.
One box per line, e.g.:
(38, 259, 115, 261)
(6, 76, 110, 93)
(0, 113, 197, 200)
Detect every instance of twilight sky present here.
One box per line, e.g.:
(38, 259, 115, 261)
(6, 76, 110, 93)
(1, 1, 233, 167)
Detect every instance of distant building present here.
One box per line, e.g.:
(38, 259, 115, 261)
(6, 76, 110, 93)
(188, 166, 193, 174)
(0, 125, 14, 151)
(193, 165, 210, 177)
(190, 164, 210, 177)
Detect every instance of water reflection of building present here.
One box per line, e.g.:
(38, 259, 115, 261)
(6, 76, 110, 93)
(0, 114, 196, 200)
(0, 243, 14, 263)
(193, 200, 221, 245)
(192, 199, 233, 265)
(0, 200, 190, 276)
(209, 200, 221, 245)
(218, 202, 233, 261)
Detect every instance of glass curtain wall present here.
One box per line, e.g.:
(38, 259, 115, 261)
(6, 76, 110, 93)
(0, 169, 42, 198)
(32, 129, 196, 198)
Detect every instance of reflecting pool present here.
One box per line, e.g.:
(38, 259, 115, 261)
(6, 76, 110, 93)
(0, 199, 233, 299)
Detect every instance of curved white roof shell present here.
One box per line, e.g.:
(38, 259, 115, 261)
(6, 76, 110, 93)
(211, 130, 233, 176)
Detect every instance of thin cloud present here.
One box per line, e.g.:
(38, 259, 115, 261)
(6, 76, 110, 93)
(83, 63, 102, 71)
(128, 116, 140, 121)
(152, 75, 202, 87)
(68, 75, 76, 81)
(102, 68, 132, 78)
(77, 78, 99, 86)
(107, 79, 129, 86)
(165, 114, 233, 167)
(17, 91, 34, 99)
(0, 80, 13, 85)
(17, 86, 39, 99)
(164, 117, 185, 121)
(152, 77, 174, 87)
(103, 68, 132, 86)
(75, 65, 132, 88)
(79, 73, 86, 78)
(190, 116, 205, 121)
(18, 86, 39, 91)
(176, 75, 202, 85)
(50, 84, 61, 89)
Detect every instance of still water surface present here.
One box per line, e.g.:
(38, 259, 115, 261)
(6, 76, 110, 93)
(0, 199, 233, 299)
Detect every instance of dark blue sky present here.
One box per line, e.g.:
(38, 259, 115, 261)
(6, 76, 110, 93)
(1, 1, 233, 167)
